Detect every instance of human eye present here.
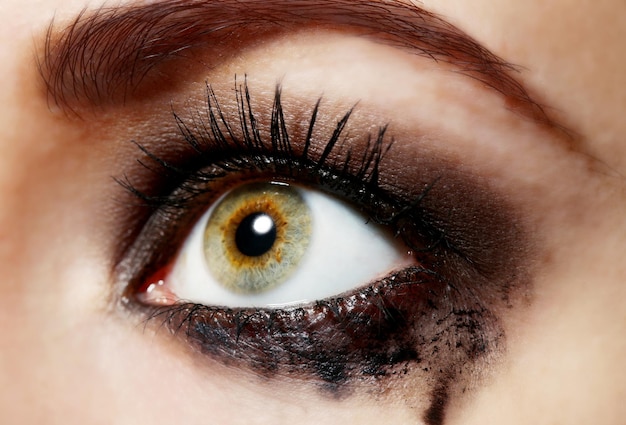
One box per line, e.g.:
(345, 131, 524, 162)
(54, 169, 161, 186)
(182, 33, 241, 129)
(115, 73, 532, 401)
(130, 83, 417, 309)
(118, 82, 459, 376)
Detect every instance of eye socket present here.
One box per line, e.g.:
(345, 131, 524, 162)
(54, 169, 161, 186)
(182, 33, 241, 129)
(138, 180, 413, 308)
(116, 79, 533, 404)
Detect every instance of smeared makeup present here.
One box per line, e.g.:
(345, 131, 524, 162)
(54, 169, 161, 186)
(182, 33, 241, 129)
(117, 81, 533, 425)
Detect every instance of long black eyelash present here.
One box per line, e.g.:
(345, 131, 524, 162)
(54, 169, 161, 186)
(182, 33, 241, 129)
(122, 80, 376, 199)
(118, 78, 448, 257)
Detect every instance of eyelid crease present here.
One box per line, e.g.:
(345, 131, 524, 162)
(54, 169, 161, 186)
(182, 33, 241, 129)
(38, 0, 556, 130)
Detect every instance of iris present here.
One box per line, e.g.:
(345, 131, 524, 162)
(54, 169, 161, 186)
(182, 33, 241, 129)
(203, 182, 312, 294)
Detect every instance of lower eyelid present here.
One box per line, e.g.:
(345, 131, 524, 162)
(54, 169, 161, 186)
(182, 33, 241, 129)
(149, 266, 493, 377)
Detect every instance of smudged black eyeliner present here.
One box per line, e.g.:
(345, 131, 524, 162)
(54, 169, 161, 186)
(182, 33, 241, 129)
(115, 79, 532, 425)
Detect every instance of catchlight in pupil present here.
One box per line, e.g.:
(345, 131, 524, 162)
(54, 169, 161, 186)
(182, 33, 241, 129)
(235, 213, 278, 257)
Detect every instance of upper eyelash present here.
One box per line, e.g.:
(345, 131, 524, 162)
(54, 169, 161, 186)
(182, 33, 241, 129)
(124, 82, 387, 205)
(117, 79, 452, 261)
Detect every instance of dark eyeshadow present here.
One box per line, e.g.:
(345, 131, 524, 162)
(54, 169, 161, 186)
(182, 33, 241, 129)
(116, 82, 535, 425)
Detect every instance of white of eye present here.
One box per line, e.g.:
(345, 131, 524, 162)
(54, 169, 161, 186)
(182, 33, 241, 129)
(163, 183, 413, 308)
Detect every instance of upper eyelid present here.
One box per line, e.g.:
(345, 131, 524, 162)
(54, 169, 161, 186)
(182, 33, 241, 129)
(38, 0, 553, 128)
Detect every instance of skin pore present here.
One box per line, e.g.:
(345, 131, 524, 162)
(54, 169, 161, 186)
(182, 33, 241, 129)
(1, 0, 625, 424)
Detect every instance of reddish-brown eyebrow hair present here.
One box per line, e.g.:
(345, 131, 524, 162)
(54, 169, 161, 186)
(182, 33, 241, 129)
(39, 0, 548, 123)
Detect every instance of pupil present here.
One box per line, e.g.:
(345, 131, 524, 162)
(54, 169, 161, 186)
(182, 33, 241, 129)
(235, 212, 277, 257)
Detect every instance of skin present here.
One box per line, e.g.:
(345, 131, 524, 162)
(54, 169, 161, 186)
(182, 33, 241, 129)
(0, 0, 625, 424)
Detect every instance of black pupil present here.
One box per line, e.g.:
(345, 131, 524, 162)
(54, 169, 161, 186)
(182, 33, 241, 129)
(235, 212, 278, 257)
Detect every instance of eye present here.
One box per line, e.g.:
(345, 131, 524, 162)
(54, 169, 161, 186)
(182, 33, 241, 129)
(138, 180, 413, 308)
(116, 80, 530, 401)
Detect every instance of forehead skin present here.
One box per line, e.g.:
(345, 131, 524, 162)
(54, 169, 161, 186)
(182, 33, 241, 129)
(0, 1, 625, 425)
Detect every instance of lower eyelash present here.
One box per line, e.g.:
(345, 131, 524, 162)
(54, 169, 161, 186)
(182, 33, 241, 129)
(146, 266, 498, 389)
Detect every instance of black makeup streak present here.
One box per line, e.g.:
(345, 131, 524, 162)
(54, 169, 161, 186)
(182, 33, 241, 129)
(118, 80, 532, 424)
(425, 382, 450, 425)
(149, 266, 500, 397)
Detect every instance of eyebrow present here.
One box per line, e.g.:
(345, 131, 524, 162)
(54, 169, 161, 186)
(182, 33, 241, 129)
(39, 0, 549, 124)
